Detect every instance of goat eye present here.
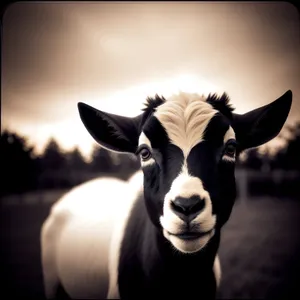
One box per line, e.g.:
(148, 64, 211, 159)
(140, 148, 152, 161)
(225, 144, 236, 157)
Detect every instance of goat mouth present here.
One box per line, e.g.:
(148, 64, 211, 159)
(169, 230, 213, 240)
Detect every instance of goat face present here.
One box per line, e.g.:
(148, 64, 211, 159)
(77, 90, 292, 254)
(137, 93, 237, 253)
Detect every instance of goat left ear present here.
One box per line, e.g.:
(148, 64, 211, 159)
(78, 102, 143, 154)
(232, 90, 292, 152)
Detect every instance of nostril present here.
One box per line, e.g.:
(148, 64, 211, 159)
(190, 199, 205, 214)
(171, 195, 205, 216)
(171, 201, 186, 214)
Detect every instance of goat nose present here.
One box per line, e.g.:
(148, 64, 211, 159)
(171, 195, 205, 221)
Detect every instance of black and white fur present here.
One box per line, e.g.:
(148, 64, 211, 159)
(41, 90, 292, 299)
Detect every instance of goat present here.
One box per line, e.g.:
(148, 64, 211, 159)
(41, 90, 292, 299)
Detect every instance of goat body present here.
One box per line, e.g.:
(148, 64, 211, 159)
(41, 90, 292, 299)
(41, 172, 221, 299)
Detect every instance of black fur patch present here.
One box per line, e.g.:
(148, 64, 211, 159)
(118, 192, 221, 299)
(55, 283, 72, 299)
(119, 92, 237, 298)
(143, 116, 170, 149)
(186, 113, 237, 227)
(138, 95, 166, 132)
(206, 93, 235, 120)
(203, 113, 231, 146)
(142, 94, 166, 113)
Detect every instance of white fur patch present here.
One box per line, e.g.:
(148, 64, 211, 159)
(213, 254, 222, 288)
(223, 126, 236, 143)
(41, 177, 133, 299)
(165, 171, 210, 201)
(159, 168, 216, 253)
(162, 228, 214, 254)
(154, 92, 218, 158)
(138, 132, 155, 167)
(223, 126, 236, 163)
(222, 155, 236, 163)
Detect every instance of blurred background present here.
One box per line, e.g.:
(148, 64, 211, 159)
(1, 2, 300, 299)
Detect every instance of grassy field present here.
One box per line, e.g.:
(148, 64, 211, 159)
(1, 190, 300, 299)
(217, 198, 300, 299)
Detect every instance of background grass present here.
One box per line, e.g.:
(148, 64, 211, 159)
(1, 191, 300, 299)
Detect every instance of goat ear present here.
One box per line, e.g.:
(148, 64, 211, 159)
(232, 90, 292, 152)
(78, 102, 143, 153)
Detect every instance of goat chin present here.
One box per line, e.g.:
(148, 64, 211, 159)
(163, 228, 214, 254)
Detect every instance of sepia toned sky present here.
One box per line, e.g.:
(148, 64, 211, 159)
(2, 2, 300, 159)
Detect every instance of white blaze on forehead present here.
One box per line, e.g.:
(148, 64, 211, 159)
(223, 126, 236, 143)
(154, 92, 218, 158)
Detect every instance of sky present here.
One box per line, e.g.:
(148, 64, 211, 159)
(2, 2, 300, 159)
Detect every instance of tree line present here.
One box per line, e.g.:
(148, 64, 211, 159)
(239, 121, 300, 171)
(1, 121, 299, 197)
(0, 130, 140, 196)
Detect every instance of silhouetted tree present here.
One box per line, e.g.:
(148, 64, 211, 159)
(240, 147, 264, 170)
(271, 121, 300, 170)
(40, 138, 67, 171)
(90, 146, 114, 173)
(116, 152, 140, 179)
(0, 130, 38, 195)
(65, 146, 87, 171)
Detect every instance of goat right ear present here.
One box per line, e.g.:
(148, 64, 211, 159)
(232, 90, 292, 152)
(77, 102, 143, 154)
